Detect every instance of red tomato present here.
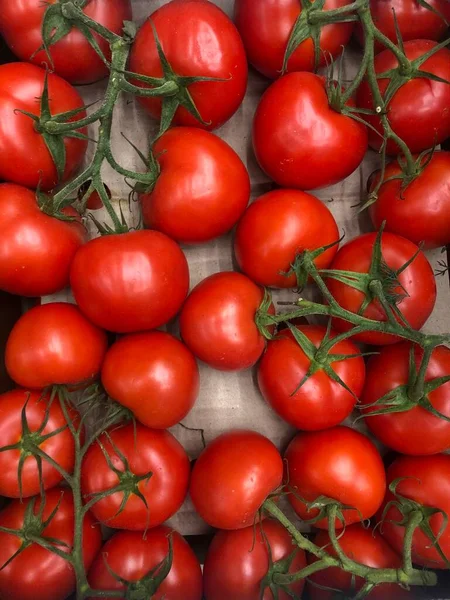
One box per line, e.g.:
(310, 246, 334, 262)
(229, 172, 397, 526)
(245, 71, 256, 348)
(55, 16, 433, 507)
(380, 454, 450, 569)
(0, 0, 132, 84)
(203, 519, 306, 600)
(326, 231, 436, 345)
(81, 423, 190, 530)
(0, 184, 86, 297)
(179, 272, 273, 371)
(361, 343, 450, 455)
(70, 230, 189, 333)
(285, 427, 386, 529)
(308, 524, 411, 600)
(369, 152, 450, 249)
(356, 40, 450, 154)
(253, 72, 368, 190)
(258, 324, 365, 431)
(5, 302, 108, 389)
(140, 127, 250, 244)
(0, 487, 101, 600)
(88, 526, 203, 600)
(101, 331, 199, 429)
(234, 0, 355, 79)
(0, 62, 87, 191)
(235, 189, 339, 288)
(129, 0, 247, 131)
(190, 430, 283, 530)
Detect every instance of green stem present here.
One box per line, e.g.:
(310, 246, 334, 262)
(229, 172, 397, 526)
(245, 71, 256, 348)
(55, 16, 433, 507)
(61, 1, 121, 43)
(408, 345, 434, 402)
(402, 511, 424, 574)
(308, 0, 363, 23)
(273, 559, 330, 585)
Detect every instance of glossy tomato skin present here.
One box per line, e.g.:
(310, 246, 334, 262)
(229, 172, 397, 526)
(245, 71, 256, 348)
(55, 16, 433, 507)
(361, 343, 450, 455)
(0, 487, 101, 600)
(129, 0, 247, 130)
(5, 302, 108, 389)
(180, 272, 273, 371)
(258, 325, 365, 431)
(380, 454, 450, 568)
(0, 63, 87, 191)
(70, 230, 189, 333)
(285, 427, 386, 528)
(190, 430, 283, 530)
(140, 127, 250, 244)
(88, 526, 203, 600)
(81, 423, 190, 530)
(101, 331, 199, 429)
(326, 232, 436, 345)
(0, 184, 86, 296)
(356, 40, 450, 154)
(0, 0, 132, 84)
(203, 519, 306, 600)
(308, 524, 411, 600)
(235, 189, 339, 288)
(253, 72, 368, 190)
(369, 152, 450, 249)
(234, 0, 354, 79)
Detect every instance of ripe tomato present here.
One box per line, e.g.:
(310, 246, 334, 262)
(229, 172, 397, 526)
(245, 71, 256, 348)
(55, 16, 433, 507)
(70, 230, 189, 333)
(258, 324, 365, 431)
(356, 40, 450, 154)
(361, 343, 450, 456)
(0, 184, 86, 297)
(179, 272, 273, 371)
(203, 519, 306, 600)
(253, 72, 368, 190)
(190, 430, 283, 529)
(0, 0, 132, 84)
(129, 0, 247, 130)
(369, 152, 450, 249)
(326, 232, 436, 345)
(235, 189, 339, 288)
(0, 62, 87, 191)
(101, 331, 199, 429)
(285, 427, 386, 529)
(234, 0, 354, 79)
(81, 423, 190, 530)
(139, 127, 250, 244)
(88, 526, 203, 600)
(5, 302, 108, 390)
(308, 524, 411, 600)
(0, 487, 101, 600)
(0, 389, 79, 498)
(380, 454, 450, 569)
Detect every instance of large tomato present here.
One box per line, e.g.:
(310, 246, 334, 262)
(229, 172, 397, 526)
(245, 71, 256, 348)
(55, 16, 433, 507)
(253, 72, 368, 190)
(258, 324, 365, 431)
(0, 0, 132, 84)
(179, 272, 273, 371)
(369, 152, 450, 249)
(0, 184, 86, 297)
(5, 302, 108, 389)
(88, 526, 203, 600)
(356, 40, 450, 154)
(129, 0, 247, 130)
(140, 127, 250, 244)
(70, 230, 189, 333)
(326, 231, 436, 345)
(361, 343, 450, 455)
(285, 427, 386, 529)
(0, 62, 87, 191)
(101, 331, 199, 429)
(380, 454, 450, 569)
(0, 487, 101, 600)
(81, 423, 190, 530)
(190, 430, 283, 530)
(235, 189, 339, 288)
(203, 519, 306, 600)
(308, 524, 411, 600)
